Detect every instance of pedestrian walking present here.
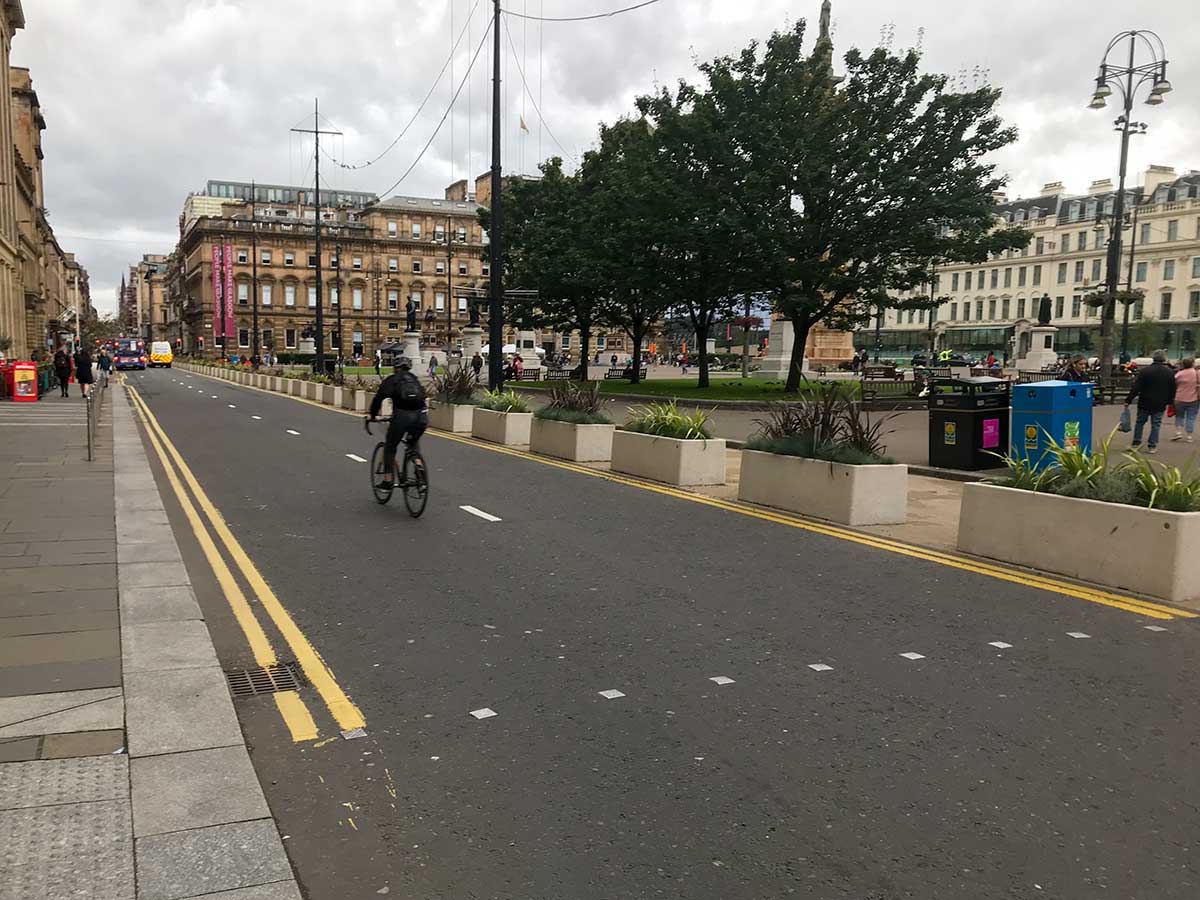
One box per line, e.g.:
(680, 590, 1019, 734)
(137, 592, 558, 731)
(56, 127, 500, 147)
(1171, 357, 1199, 443)
(471, 352, 483, 382)
(681, 353, 690, 376)
(513, 354, 524, 379)
(97, 348, 112, 388)
(73, 346, 94, 399)
(53, 347, 71, 397)
(1125, 350, 1176, 453)
(374, 348, 382, 376)
(427, 354, 439, 379)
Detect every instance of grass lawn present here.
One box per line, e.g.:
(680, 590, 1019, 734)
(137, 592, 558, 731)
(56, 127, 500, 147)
(576, 378, 855, 401)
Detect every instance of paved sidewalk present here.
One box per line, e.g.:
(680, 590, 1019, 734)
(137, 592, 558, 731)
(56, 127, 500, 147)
(0, 386, 300, 900)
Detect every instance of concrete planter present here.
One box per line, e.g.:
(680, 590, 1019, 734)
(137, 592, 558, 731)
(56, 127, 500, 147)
(353, 390, 370, 413)
(472, 407, 533, 445)
(287, 379, 303, 397)
(737, 450, 907, 525)
(428, 403, 475, 433)
(530, 417, 615, 462)
(957, 482, 1200, 604)
(610, 430, 726, 486)
(319, 384, 335, 405)
(268, 376, 281, 392)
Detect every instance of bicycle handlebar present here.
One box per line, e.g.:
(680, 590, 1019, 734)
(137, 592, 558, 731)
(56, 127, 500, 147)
(364, 415, 392, 435)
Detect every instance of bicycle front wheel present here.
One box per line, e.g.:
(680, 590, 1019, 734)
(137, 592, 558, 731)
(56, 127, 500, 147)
(402, 447, 429, 518)
(370, 442, 394, 505)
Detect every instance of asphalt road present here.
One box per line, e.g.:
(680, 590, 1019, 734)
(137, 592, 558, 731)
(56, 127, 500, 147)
(129, 369, 1200, 900)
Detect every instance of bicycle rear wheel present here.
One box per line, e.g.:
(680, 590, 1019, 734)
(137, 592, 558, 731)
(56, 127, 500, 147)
(402, 447, 429, 518)
(370, 442, 394, 505)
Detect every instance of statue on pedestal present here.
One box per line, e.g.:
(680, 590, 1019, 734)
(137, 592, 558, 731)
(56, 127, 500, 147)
(405, 298, 417, 332)
(468, 298, 481, 327)
(1037, 294, 1052, 326)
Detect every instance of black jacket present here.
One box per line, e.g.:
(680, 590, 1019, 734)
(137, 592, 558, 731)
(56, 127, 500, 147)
(1126, 362, 1176, 412)
(369, 370, 426, 418)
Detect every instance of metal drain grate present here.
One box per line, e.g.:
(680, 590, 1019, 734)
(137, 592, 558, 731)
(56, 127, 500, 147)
(225, 663, 302, 697)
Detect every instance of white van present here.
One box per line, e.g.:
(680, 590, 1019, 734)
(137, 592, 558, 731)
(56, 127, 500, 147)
(149, 341, 174, 368)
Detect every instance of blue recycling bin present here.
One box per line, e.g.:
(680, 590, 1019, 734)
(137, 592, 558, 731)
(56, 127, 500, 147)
(1011, 380, 1093, 469)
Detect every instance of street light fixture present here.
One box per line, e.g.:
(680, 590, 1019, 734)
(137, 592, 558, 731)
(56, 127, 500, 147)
(1088, 29, 1170, 374)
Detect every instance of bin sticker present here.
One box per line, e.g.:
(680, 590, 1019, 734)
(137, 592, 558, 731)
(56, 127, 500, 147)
(1064, 420, 1080, 451)
(982, 418, 1000, 449)
(1024, 424, 1039, 450)
(944, 422, 957, 445)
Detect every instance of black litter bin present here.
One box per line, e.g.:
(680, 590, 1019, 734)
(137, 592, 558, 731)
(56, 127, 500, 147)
(928, 376, 1011, 470)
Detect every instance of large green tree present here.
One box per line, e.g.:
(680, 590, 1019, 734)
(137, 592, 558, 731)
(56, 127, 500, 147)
(704, 23, 1030, 390)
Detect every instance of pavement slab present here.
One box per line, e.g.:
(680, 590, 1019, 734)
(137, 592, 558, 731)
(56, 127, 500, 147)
(0, 687, 123, 738)
(121, 585, 204, 625)
(131, 745, 271, 837)
(124, 667, 243, 758)
(0, 657, 122, 698)
(117, 539, 183, 564)
(118, 560, 190, 591)
(0, 588, 118, 618)
(175, 885, 302, 900)
(0, 755, 127, 810)
(0, 610, 120, 637)
(135, 819, 293, 900)
(122, 621, 220, 673)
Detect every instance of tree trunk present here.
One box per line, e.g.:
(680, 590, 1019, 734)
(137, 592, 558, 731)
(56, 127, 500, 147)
(630, 323, 644, 385)
(578, 317, 591, 381)
(784, 317, 812, 393)
(695, 318, 712, 389)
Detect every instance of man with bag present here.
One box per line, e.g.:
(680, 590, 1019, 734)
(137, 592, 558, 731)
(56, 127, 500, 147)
(1123, 350, 1175, 453)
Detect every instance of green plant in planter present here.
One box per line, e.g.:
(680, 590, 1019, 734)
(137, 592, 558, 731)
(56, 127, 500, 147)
(625, 401, 712, 439)
(746, 389, 894, 464)
(535, 381, 611, 425)
(478, 388, 530, 413)
(430, 367, 477, 406)
(1125, 456, 1200, 511)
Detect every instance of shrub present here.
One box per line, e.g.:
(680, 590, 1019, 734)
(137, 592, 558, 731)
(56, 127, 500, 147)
(746, 435, 895, 465)
(478, 388, 529, 413)
(430, 367, 477, 406)
(625, 401, 712, 440)
(536, 381, 610, 424)
(748, 386, 893, 465)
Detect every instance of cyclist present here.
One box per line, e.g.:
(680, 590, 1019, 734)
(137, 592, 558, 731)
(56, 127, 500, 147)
(367, 356, 427, 492)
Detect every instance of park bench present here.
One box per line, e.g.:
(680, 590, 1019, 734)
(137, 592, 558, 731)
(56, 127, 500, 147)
(605, 367, 647, 380)
(544, 368, 573, 381)
(509, 369, 541, 382)
(862, 364, 898, 379)
(1095, 374, 1133, 405)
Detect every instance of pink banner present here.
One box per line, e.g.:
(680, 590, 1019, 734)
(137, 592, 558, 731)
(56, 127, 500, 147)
(211, 244, 223, 345)
(223, 242, 236, 339)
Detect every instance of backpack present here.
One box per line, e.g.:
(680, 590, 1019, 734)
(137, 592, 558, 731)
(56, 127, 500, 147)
(394, 371, 425, 410)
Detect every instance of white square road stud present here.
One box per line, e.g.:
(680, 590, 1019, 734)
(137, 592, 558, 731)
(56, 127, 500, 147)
(709, 676, 735, 685)
(598, 689, 625, 700)
(900, 652, 925, 660)
(469, 708, 497, 720)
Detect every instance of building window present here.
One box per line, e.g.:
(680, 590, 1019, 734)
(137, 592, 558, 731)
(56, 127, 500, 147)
(435, 260, 446, 275)
(1002, 298, 1010, 319)
(330, 287, 338, 307)
(1078, 230, 1088, 250)
(1091, 259, 1102, 282)
(1003, 268, 1012, 288)
(978, 270, 984, 288)
(237, 282, 249, 304)
(284, 252, 295, 266)
(1017, 267, 1027, 287)
(458, 261, 467, 276)
(330, 254, 339, 270)
(917, 310, 925, 324)
(285, 328, 297, 348)
(331, 331, 341, 350)
(990, 269, 998, 289)
(388, 257, 398, 272)
(1074, 260, 1084, 282)
(387, 290, 398, 311)
(988, 300, 996, 320)
(1136, 261, 1148, 282)
(261, 250, 271, 265)
(285, 284, 296, 307)
(951, 273, 959, 291)
(261, 329, 273, 349)
(950, 303, 957, 321)
(963, 271, 972, 291)
(1133, 298, 1144, 320)
(1189, 291, 1200, 319)
(975, 300, 984, 320)
(1193, 257, 1200, 279)
(457, 296, 467, 311)
(1140, 222, 1151, 245)
(1056, 262, 1067, 284)
(1163, 259, 1175, 281)
(1035, 236, 1044, 255)
(481, 263, 490, 276)
(1032, 265, 1042, 287)
(1055, 296, 1065, 319)
(561, 334, 571, 348)
(1060, 234, 1070, 253)
(435, 292, 445, 311)
(308, 254, 318, 268)
(352, 330, 363, 352)
(1167, 220, 1179, 241)
(1160, 293, 1172, 319)
(412, 259, 422, 273)
(435, 224, 446, 240)
(388, 321, 399, 331)
(1017, 298, 1026, 319)
(352, 287, 363, 310)
(308, 287, 317, 307)
(261, 284, 272, 306)
(352, 256, 362, 270)
(1071, 296, 1082, 318)
(962, 303, 969, 322)
(411, 291, 422, 308)
(237, 249, 249, 264)
(388, 221, 398, 237)
(906, 310, 914, 324)
(596, 335, 606, 349)
(238, 328, 249, 348)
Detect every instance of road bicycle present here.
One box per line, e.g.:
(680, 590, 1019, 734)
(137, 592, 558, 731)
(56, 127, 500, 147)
(364, 416, 429, 518)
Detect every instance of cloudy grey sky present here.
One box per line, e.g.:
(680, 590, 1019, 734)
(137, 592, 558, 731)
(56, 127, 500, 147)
(12, 0, 1197, 314)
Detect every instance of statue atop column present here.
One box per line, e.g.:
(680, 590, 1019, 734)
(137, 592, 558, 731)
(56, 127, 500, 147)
(819, 0, 831, 40)
(468, 298, 481, 327)
(405, 298, 417, 332)
(812, 0, 841, 85)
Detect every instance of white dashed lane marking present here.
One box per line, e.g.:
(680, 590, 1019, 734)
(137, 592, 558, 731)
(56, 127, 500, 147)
(461, 505, 501, 523)
(988, 641, 1013, 649)
(286, 429, 301, 435)
(900, 652, 925, 660)
(1066, 632, 1091, 639)
(1144, 626, 1167, 632)
(346, 454, 367, 463)
(228, 404, 237, 408)
(252, 415, 262, 420)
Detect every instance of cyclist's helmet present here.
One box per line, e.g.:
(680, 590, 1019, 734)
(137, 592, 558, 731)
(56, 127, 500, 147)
(394, 356, 413, 371)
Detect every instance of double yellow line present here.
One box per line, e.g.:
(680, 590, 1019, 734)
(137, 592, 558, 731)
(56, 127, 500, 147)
(178, 365, 1196, 622)
(127, 385, 365, 742)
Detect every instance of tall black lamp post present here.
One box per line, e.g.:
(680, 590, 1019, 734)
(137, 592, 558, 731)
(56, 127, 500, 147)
(1087, 30, 1170, 373)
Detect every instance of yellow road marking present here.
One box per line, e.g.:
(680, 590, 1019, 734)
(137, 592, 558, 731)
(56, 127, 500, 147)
(129, 386, 367, 731)
(274, 691, 319, 742)
(129, 386, 321, 742)
(177, 365, 1195, 621)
